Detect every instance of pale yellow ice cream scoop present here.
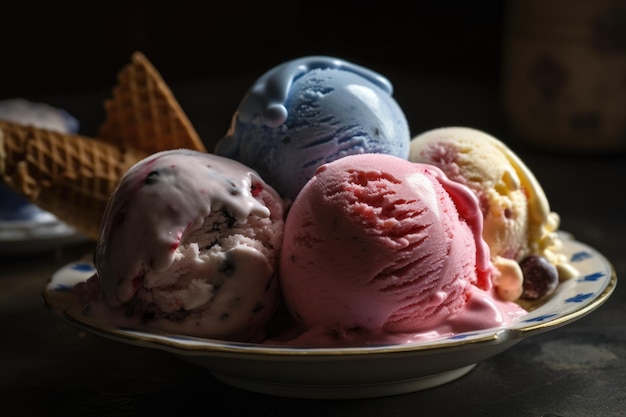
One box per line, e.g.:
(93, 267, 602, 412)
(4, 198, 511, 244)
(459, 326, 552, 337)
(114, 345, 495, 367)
(410, 126, 577, 301)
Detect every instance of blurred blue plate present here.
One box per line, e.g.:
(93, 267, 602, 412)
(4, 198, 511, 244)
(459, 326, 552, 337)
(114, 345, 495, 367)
(0, 214, 88, 255)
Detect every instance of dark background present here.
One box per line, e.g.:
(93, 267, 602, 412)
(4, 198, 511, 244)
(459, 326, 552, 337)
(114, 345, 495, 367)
(3, 3, 626, 415)
(0, 0, 506, 98)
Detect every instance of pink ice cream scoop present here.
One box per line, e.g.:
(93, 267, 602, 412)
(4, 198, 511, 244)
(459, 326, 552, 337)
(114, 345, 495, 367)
(88, 149, 285, 343)
(279, 153, 516, 346)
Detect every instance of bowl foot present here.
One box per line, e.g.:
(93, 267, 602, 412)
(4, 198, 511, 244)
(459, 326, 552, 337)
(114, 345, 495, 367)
(211, 363, 477, 399)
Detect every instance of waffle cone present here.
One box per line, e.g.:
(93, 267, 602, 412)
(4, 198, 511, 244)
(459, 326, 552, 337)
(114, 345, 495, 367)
(98, 51, 206, 154)
(0, 120, 147, 240)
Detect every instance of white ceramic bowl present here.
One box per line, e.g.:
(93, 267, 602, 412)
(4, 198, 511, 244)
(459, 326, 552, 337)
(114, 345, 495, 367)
(42, 232, 616, 399)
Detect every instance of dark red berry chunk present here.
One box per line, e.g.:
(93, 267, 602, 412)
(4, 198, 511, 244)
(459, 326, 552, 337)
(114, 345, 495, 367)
(251, 182, 263, 197)
(520, 255, 559, 300)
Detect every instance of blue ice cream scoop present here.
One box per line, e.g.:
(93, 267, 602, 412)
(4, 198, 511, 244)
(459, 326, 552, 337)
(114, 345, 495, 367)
(215, 56, 410, 200)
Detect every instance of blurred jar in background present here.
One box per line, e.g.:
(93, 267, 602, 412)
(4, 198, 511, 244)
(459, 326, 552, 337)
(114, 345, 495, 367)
(503, 0, 626, 152)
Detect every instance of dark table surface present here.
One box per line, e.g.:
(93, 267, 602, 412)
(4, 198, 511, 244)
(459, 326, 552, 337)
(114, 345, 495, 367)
(1, 73, 624, 417)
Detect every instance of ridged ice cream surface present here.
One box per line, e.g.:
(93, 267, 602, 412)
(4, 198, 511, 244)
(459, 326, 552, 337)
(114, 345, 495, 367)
(215, 56, 410, 200)
(90, 149, 285, 342)
(410, 127, 578, 302)
(411, 127, 536, 260)
(277, 153, 526, 347)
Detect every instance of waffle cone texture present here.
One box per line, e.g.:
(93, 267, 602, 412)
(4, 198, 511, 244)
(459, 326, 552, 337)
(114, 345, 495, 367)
(98, 51, 206, 154)
(0, 120, 147, 240)
(0, 52, 206, 239)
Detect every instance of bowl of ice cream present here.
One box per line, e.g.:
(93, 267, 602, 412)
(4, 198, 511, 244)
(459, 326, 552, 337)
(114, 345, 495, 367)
(25, 54, 616, 398)
(42, 232, 615, 399)
(40, 147, 615, 399)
